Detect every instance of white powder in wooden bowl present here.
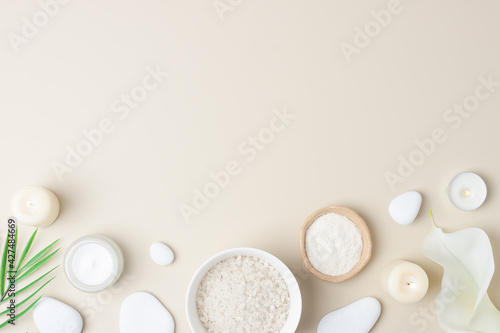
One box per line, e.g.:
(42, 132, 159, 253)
(305, 213, 363, 276)
(196, 256, 290, 333)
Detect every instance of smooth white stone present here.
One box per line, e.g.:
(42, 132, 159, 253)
(120, 291, 175, 333)
(389, 191, 422, 225)
(33, 297, 83, 333)
(317, 297, 381, 333)
(150, 242, 175, 266)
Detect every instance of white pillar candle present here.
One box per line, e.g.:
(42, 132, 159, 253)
(380, 260, 429, 304)
(11, 186, 60, 227)
(447, 172, 487, 211)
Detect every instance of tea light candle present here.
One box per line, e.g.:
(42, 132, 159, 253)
(447, 172, 487, 211)
(64, 235, 124, 292)
(11, 186, 60, 227)
(380, 260, 429, 304)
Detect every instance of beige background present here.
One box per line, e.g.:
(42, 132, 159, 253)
(1, 0, 500, 332)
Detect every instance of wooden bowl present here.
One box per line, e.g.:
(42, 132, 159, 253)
(299, 205, 372, 283)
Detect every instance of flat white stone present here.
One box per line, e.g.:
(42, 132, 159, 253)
(389, 191, 422, 225)
(317, 297, 381, 333)
(33, 297, 83, 333)
(120, 291, 175, 333)
(150, 242, 175, 266)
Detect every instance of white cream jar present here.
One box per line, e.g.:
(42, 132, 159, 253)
(64, 235, 124, 292)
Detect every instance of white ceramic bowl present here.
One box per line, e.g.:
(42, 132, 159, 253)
(186, 247, 302, 333)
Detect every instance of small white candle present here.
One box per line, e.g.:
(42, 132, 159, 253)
(380, 260, 429, 304)
(447, 172, 487, 211)
(11, 186, 60, 227)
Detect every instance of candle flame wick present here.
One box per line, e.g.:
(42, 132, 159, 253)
(464, 190, 471, 196)
(26, 200, 37, 209)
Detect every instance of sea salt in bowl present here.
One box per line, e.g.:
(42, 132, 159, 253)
(186, 247, 302, 333)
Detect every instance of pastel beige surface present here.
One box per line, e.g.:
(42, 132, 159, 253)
(0, 0, 500, 332)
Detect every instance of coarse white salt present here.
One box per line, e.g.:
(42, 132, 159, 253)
(196, 256, 290, 333)
(305, 213, 363, 276)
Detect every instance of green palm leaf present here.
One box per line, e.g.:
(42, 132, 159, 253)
(16, 238, 59, 276)
(0, 222, 59, 329)
(0, 266, 58, 305)
(15, 228, 37, 272)
(17, 249, 60, 283)
(0, 277, 54, 316)
(0, 230, 9, 296)
(0, 295, 42, 329)
(11, 227, 18, 273)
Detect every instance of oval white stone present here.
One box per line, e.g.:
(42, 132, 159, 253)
(33, 297, 83, 333)
(120, 291, 175, 333)
(389, 191, 422, 225)
(317, 297, 381, 333)
(150, 242, 175, 266)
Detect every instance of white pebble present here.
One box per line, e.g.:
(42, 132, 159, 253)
(389, 191, 422, 225)
(33, 297, 83, 333)
(150, 242, 174, 266)
(317, 297, 381, 333)
(120, 291, 174, 333)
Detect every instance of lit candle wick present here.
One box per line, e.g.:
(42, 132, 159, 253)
(406, 282, 416, 288)
(26, 199, 38, 210)
(464, 190, 471, 196)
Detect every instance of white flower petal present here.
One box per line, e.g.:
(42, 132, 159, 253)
(424, 226, 500, 333)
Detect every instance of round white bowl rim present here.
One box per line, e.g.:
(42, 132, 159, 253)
(186, 247, 302, 333)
